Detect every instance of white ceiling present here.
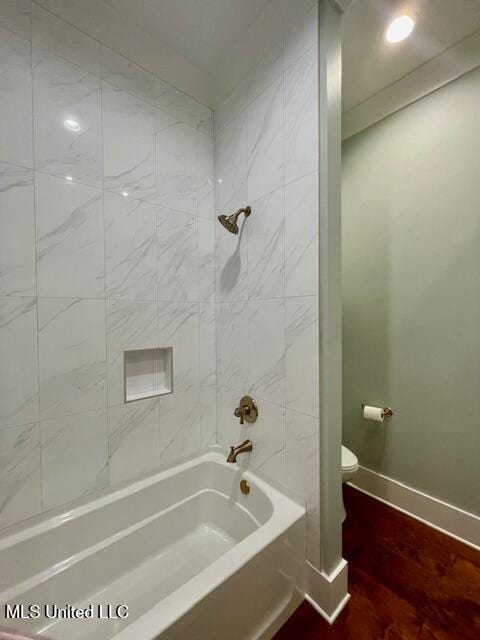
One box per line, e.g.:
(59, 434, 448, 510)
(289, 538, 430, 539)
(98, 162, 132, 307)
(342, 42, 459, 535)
(342, 0, 480, 112)
(103, 0, 272, 72)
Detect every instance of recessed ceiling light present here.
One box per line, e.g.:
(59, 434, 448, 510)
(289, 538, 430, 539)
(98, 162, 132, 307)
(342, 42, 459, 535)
(65, 175, 73, 181)
(63, 118, 81, 132)
(122, 191, 129, 197)
(385, 15, 415, 44)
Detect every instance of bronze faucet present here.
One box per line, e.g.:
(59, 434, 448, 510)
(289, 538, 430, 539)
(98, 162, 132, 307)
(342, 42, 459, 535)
(226, 439, 253, 463)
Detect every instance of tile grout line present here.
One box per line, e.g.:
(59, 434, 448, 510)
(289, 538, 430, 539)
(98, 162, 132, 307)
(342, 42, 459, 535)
(0, 155, 212, 215)
(243, 88, 251, 405)
(194, 121, 203, 449)
(281, 32, 288, 487)
(28, 1, 44, 517)
(99, 43, 112, 490)
(154, 100, 162, 468)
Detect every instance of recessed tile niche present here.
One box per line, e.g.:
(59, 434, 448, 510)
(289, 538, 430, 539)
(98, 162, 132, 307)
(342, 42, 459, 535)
(124, 348, 173, 402)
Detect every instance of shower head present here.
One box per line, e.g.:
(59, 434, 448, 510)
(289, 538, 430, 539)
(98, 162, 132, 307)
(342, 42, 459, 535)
(217, 206, 251, 234)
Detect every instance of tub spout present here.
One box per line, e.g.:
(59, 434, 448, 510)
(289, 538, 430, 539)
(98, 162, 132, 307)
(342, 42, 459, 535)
(226, 439, 253, 463)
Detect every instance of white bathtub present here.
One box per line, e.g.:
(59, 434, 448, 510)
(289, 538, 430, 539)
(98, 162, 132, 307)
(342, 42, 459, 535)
(0, 452, 306, 640)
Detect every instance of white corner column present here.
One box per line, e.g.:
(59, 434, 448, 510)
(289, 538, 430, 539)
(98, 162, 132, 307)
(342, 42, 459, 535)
(307, 0, 352, 623)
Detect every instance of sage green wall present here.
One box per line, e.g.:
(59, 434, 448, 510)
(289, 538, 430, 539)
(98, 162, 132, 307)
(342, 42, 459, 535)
(342, 66, 480, 516)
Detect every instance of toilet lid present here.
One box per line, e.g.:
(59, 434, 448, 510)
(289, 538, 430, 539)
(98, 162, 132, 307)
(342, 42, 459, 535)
(342, 445, 359, 472)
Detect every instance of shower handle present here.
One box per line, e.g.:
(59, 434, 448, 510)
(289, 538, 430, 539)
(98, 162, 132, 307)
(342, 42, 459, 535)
(234, 395, 258, 424)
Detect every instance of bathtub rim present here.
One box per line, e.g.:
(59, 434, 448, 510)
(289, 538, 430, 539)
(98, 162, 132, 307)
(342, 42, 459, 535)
(0, 451, 305, 551)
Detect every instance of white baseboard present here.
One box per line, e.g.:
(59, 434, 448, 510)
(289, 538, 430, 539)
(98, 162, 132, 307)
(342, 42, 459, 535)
(305, 559, 350, 624)
(350, 466, 480, 551)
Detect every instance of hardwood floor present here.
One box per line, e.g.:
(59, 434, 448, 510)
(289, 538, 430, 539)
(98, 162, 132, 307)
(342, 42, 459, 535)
(274, 484, 480, 639)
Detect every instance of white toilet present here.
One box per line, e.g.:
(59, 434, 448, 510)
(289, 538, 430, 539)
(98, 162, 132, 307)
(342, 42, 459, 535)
(341, 445, 359, 521)
(342, 445, 359, 483)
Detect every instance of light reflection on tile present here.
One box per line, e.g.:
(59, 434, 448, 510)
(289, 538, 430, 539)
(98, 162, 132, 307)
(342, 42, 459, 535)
(33, 45, 102, 187)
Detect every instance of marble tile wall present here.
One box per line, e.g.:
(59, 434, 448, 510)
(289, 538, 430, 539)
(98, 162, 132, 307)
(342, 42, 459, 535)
(0, 1, 215, 530)
(213, 2, 321, 567)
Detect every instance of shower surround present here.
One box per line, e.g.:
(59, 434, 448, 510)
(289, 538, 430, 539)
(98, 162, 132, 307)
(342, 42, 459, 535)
(0, 0, 324, 593)
(213, 0, 321, 568)
(0, 1, 215, 529)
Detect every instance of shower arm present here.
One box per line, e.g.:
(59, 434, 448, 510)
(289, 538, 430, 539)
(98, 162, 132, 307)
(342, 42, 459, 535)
(225, 206, 251, 225)
(233, 206, 251, 218)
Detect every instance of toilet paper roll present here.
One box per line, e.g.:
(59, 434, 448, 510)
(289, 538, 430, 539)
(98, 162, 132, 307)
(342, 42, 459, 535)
(363, 405, 384, 422)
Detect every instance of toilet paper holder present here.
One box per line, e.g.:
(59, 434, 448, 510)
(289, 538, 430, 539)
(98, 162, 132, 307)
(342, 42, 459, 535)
(361, 403, 393, 418)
